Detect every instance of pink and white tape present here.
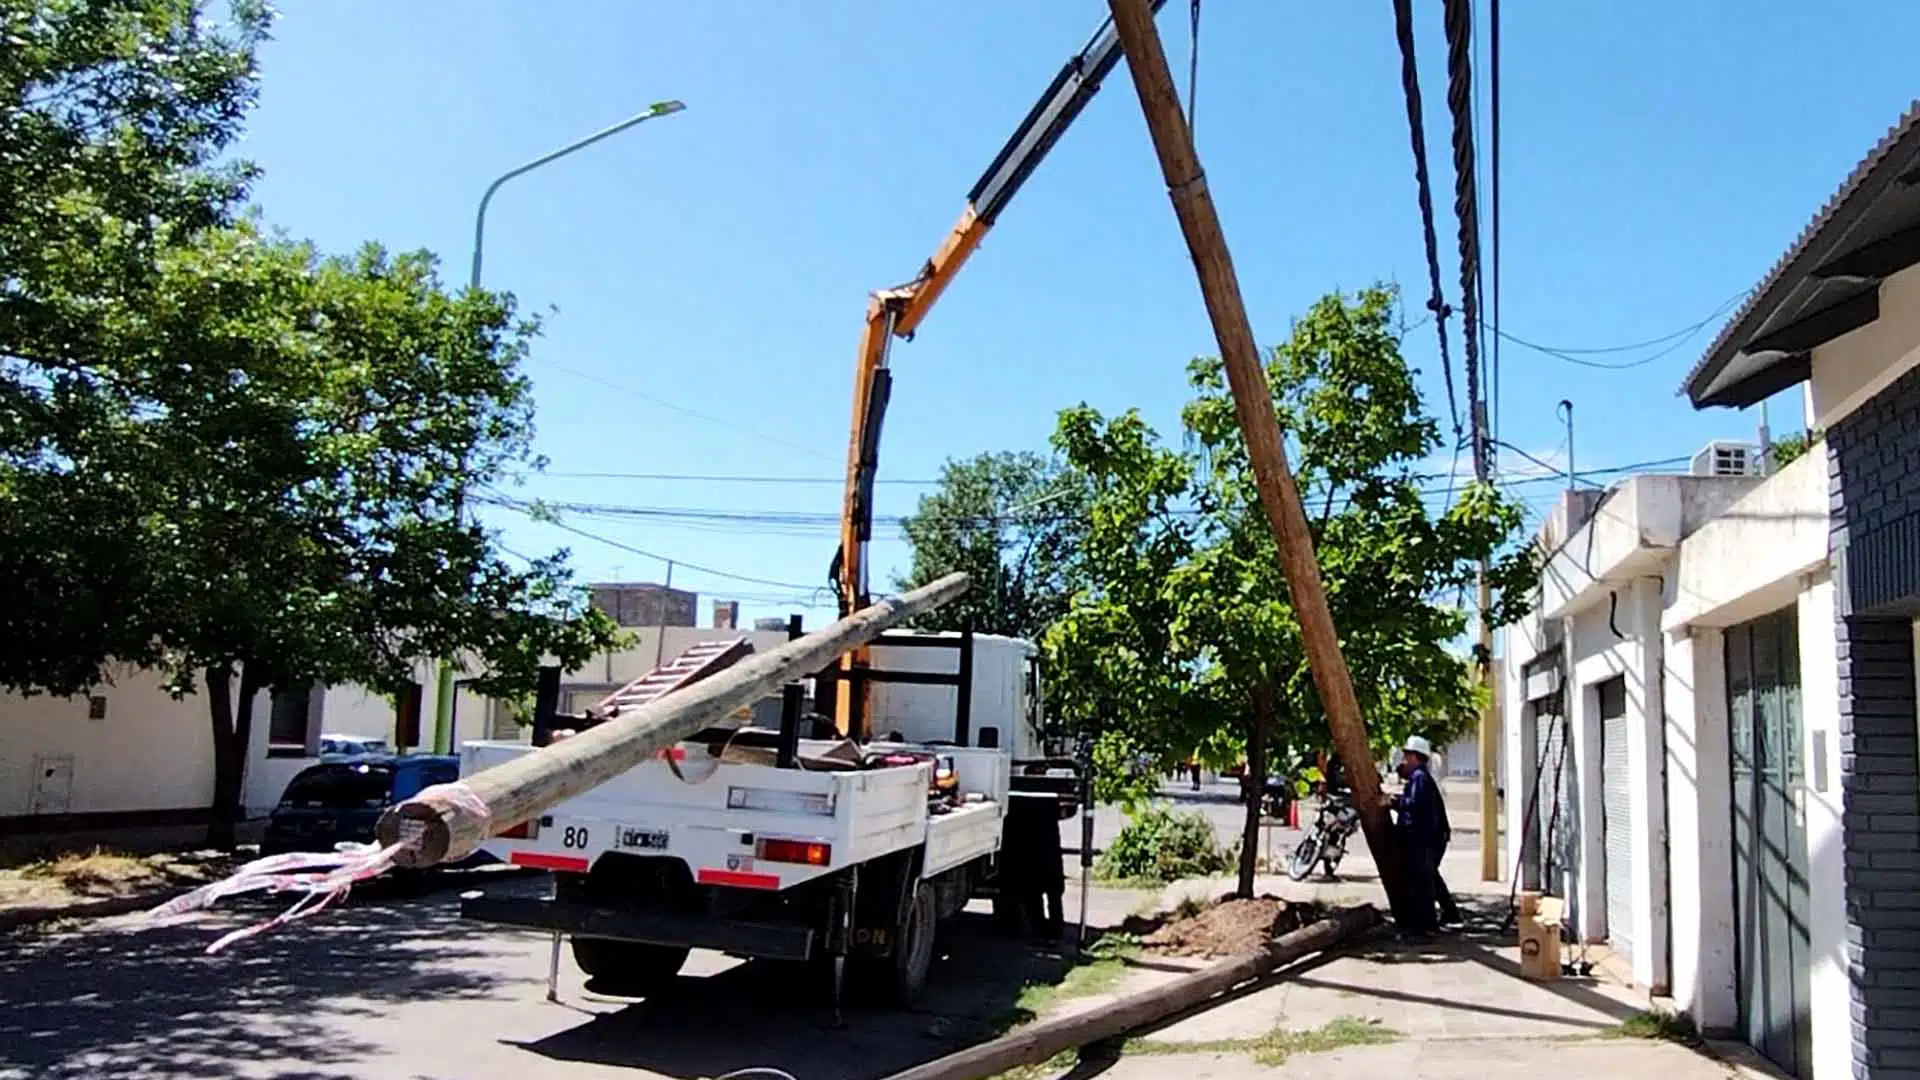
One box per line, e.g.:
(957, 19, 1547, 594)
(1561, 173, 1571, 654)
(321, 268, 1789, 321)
(141, 780, 493, 954)
(143, 842, 407, 953)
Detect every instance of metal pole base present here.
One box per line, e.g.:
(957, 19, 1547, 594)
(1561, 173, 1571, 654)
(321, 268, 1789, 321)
(546, 930, 563, 1002)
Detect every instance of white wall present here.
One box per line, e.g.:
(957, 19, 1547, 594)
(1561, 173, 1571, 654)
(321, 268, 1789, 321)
(1799, 576, 1848, 1080)
(1810, 262, 1920, 430)
(1664, 449, 1829, 632)
(1662, 625, 1738, 1032)
(0, 666, 277, 821)
(1565, 580, 1669, 970)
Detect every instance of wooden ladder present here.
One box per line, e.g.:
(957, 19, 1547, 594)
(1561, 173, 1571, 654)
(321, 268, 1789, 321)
(591, 636, 753, 719)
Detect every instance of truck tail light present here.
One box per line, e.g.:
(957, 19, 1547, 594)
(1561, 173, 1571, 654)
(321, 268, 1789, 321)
(497, 818, 537, 840)
(756, 838, 831, 866)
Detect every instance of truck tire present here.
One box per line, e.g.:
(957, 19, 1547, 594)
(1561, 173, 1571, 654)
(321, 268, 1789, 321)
(854, 881, 937, 1006)
(571, 938, 690, 997)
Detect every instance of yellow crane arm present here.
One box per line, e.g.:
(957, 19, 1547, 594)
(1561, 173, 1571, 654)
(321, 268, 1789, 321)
(830, 4, 1169, 737)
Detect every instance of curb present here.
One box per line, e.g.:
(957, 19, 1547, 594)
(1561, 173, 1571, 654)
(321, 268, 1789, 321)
(0, 889, 184, 933)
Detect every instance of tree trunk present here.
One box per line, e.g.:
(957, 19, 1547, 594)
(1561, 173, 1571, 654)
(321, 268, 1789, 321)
(1237, 681, 1271, 899)
(205, 662, 261, 849)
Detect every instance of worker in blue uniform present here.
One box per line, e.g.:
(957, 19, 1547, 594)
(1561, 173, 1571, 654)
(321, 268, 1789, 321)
(1390, 735, 1459, 937)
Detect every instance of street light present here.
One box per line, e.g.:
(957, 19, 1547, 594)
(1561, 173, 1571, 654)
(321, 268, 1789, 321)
(468, 99, 686, 291)
(432, 99, 688, 754)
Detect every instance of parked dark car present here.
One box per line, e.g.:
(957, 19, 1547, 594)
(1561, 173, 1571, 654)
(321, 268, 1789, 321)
(262, 754, 488, 866)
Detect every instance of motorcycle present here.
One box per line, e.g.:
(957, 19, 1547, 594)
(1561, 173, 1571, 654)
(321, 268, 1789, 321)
(1286, 789, 1360, 881)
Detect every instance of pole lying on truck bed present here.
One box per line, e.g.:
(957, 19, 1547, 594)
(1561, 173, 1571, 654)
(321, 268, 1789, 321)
(376, 571, 973, 868)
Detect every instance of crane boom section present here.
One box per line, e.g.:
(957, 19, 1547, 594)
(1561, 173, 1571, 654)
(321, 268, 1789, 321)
(833, 3, 1169, 737)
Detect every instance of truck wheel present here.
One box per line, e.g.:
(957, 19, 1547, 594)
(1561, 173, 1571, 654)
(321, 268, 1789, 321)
(855, 881, 938, 1006)
(571, 938, 690, 997)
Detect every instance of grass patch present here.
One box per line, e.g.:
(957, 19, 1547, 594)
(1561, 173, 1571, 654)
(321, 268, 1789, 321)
(1129, 1016, 1399, 1066)
(988, 934, 1146, 1041)
(1605, 1009, 1701, 1045)
(983, 1050, 1078, 1080)
(1014, 934, 1140, 1013)
(0, 847, 236, 910)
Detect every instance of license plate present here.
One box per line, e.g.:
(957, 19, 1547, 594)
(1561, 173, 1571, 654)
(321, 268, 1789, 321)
(617, 827, 670, 851)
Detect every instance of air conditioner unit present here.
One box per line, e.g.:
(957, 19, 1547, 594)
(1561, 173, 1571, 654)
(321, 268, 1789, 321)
(1690, 441, 1760, 478)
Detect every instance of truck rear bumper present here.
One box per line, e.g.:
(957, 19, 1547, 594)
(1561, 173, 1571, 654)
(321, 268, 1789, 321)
(459, 893, 816, 962)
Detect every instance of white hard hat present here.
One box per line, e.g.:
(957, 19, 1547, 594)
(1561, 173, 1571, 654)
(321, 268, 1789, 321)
(1402, 735, 1434, 759)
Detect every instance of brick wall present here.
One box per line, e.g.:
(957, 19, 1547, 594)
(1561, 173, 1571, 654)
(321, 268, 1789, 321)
(1830, 362, 1920, 616)
(1831, 367, 1920, 1077)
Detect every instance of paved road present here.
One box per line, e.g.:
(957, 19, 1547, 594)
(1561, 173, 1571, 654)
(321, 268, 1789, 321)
(0, 871, 1114, 1080)
(1077, 777, 1492, 857)
(0, 781, 1504, 1080)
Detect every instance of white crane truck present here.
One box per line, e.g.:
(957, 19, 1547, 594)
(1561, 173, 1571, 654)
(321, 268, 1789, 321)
(456, 4, 1163, 1008)
(456, 630, 1078, 1005)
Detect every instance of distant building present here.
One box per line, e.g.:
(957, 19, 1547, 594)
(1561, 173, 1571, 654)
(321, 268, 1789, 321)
(589, 582, 697, 628)
(753, 617, 790, 632)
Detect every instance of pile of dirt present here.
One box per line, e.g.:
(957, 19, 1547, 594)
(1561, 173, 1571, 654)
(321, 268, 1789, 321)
(1141, 896, 1324, 958)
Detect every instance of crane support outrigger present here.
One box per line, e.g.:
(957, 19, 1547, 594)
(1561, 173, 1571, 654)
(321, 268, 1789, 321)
(831, 2, 1169, 737)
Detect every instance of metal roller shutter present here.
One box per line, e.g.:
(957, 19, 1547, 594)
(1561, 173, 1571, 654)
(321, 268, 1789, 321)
(1535, 705, 1578, 915)
(1599, 677, 1633, 964)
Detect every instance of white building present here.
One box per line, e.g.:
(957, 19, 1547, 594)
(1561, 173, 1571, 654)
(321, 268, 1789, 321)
(0, 606, 808, 842)
(1499, 442, 1836, 1078)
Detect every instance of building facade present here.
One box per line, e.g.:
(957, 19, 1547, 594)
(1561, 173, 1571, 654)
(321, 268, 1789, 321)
(589, 581, 699, 628)
(1684, 102, 1920, 1080)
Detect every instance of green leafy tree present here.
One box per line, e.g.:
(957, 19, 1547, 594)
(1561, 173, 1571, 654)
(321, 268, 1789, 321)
(1, 0, 271, 690)
(1768, 429, 1822, 470)
(1042, 409, 1200, 806)
(895, 451, 1089, 641)
(0, 5, 621, 843)
(1050, 286, 1536, 898)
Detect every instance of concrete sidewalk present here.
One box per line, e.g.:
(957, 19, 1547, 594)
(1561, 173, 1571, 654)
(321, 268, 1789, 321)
(1037, 841, 1772, 1079)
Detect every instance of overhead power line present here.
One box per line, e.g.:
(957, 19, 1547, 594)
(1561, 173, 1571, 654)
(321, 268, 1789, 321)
(481, 495, 824, 592)
(1485, 290, 1752, 370)
(539, 359, 827, 457)
(1388, 0, 1462, 439)
(489, 454, 1695, 534)
(1441, 0, 1489, 480)
(535, 470, 939, 486)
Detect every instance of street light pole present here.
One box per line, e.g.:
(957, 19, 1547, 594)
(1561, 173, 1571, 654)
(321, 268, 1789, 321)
(468, 100, 686, 291)
(431, 99, 687, 755)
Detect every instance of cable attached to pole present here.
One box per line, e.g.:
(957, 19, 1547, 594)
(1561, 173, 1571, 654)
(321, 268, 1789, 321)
(1387, 0, 1462, 441)
(1440, 0, 1488, 480)
(1185, 0, 1202, 137)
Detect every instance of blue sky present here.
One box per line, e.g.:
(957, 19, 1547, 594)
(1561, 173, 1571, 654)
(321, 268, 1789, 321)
(237, 1, 1919, 625)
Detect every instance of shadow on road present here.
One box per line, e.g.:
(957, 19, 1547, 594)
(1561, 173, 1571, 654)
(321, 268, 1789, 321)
(0, 868, 522, 1080)
(513, 911, 1111, 1080)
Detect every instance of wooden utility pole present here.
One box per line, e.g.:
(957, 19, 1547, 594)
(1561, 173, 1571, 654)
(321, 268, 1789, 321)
(1477, 565, 1498, 881)
(1105, 0, 1402, 903)
(378, 572, 971, 867)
